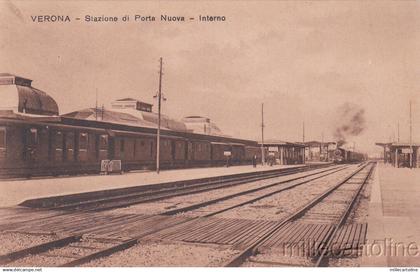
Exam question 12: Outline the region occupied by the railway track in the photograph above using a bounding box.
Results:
[0,164,342,232]
[21,164,333,212]
[222,162,376,267]
[0,165,339,236]
[0,163,371,267]
[160,165,350,217]
[2,164,347,234]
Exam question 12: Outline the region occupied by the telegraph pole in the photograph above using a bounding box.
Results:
[397,121,400,143]
[156,57,163,174]
[101,104,104,121]
[95,88,98,121]
[261,103,265,165]
[302,122,305,143]
[302,122,306,163]
[409,100,413,168]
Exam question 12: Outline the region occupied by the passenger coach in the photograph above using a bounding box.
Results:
[0,115,262,178]
[0,73,261,178]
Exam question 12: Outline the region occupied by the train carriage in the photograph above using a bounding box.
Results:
[210,142,230,163]
[0,118,109,177]
[245,146,261,162]
[189,140,212,164]
[231,143,245,163]
[0,73,323,179]
[0,73,264,178]
[328,147,366,164]
[0,115,263,178]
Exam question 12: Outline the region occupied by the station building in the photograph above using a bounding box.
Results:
[259,140,305,165]
[181,116,225,137]
[376,142,420,168]
[303,141,337,162]
[0,73,60,161]
[0,73,59,116]
[66,98,232,139]
[1,73,316,179]
[64,97,189,132]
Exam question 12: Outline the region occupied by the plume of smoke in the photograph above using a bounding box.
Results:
[333,103,366,147]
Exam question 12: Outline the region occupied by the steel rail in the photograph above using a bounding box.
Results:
[20,166,313,208]
[52,164,333,211]
[56,164,347,267]
[314,162,376,266]
[0,164,349,267]
[0,235,82,265]
[160,166,348,215]
[222,162,372,267]
[0,165,333,230]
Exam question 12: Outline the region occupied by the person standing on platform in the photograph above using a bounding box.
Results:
[252,155,257,168]
[268,154,274,166]
[226,155,230,168]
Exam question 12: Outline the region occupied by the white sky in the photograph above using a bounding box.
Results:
[1,1,419,155]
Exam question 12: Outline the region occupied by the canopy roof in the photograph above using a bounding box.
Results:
[62,107,189,132]
[0,73,59,116]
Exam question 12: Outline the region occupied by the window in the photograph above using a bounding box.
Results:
[79,133,88,150]
[120,139,125,152]
[55,131,63,148]
[66,132,74,149]
[28,128,38,145]
[150,141,153,157]
[100,135,108,148]
[0,128,5,148]
[140,140,145,146]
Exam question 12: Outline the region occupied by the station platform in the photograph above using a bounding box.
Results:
[0,164,305,208]
[362,162,420,266]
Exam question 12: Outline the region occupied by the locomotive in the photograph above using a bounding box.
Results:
[329,147,367,163]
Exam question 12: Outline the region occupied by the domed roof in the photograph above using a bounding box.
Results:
[16,85,59,115]
[181,115,225,136]
[62,107,189,132]
[0,74,59,116]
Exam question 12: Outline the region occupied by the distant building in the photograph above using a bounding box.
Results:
[181,116,225,136]
[303,141,337,162]
[376,142,419,168]
[0,73,59,116]
[63,97,189,132]
[62,107,157,128]
[259,140,306,165]
[63,98,231,136]
[111,98,152,112]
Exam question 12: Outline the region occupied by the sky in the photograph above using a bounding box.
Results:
[1,0,419,156]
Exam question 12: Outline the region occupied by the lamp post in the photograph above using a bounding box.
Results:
[409,100,413,168]
[261,103,265,165]
[154,57,166,174]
